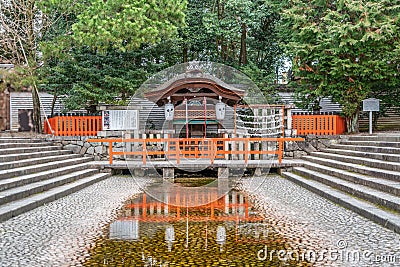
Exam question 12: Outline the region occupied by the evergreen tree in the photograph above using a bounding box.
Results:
[273,0,400,132]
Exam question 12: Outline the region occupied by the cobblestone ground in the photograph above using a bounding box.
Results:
[239,175,400,267]
[0,176,149,267]
[1,174,399,267]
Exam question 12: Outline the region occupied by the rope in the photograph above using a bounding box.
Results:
[236,124,283,131]
[236,131,283,137]
[236,113,281,120]
[36,87,54,136]
[237,118,283,125]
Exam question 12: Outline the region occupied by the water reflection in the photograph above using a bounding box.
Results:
[85,181,310,266]
[109,220,139,240]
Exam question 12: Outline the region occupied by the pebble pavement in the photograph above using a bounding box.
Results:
[1,174,399,267]
[239,175,400,267]
[0,176,148,267]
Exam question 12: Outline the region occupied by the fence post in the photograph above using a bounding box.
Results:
[109,141,113,164]
[176,140,180,164]
[80,116,84,136]
[143,140,147,165]
[210,139,215,164]
[332,114,337,135]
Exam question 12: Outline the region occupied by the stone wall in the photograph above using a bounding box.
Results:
[48,136,112,161]
[284,135,349,158]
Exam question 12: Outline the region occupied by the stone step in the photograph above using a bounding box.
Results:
[310,151,400,172]
[322,147,400,162]
[0,142,53,149]
[0,154,82,171]
[0,150,72,163]
[1,145,62,155]
[0,162,92,192]
[0,157,92,181]
[340,140,400,148]
[0,138,43,143]
[0,172,111,222]
[330,144,400,155]
[303,155,400,182]
[302,161,400,197]
[292,167,400,213]
[348,136,400,142]
[282,172,400,234]
[0,169,99,205]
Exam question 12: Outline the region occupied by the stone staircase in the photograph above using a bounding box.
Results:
[0,137,111,222]
[282,135,400,233]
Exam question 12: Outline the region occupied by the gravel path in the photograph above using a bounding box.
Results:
[239,175,400,267]
[0,176,148,267]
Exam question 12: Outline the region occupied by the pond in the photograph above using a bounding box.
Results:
[83,179,312,266]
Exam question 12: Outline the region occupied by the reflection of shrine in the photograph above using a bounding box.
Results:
[99,183,285,267]
[109,186,269,250]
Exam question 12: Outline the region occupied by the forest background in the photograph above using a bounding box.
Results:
[0,0,399,133]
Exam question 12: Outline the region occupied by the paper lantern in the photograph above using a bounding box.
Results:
[215,102,226,120]
[165,103,174,120]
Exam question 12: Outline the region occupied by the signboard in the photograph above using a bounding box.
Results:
[363,98,380,112]
[102,110,138,130]
[18,109,33,131]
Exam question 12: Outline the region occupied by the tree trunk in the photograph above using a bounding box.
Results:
[183,46,188,63]
[346,109,360,133]
[239,23,247,65]
[31,86,42,133]
[50,92,57,117]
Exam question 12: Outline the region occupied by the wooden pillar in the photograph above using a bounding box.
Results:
[232,133,237,160]
[239,194,244,216]
[164,192,169,215]
[157,202,162,214]
[231,191,237,215]
[224,133,229,160]
[142,194,147,218]
[238,134,243,160]
[225,194,230,214]
[149,203,154,215]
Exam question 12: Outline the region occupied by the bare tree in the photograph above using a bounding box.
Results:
[0,0,58,132]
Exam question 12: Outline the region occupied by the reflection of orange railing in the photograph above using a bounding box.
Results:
[292,114,346,135]
[88,137,304,165]
[44,116,102,136]
[121,190,255,222]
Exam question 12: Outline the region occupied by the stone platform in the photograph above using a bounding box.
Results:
[90,159,305,178]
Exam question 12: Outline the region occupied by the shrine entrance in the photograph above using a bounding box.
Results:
[144,70,244,141]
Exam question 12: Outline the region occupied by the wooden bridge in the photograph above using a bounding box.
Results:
[88,136,305,178]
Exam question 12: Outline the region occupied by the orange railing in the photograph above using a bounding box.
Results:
[44,115,102,136]
[292,114,346,135]
[88,137,304,165]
